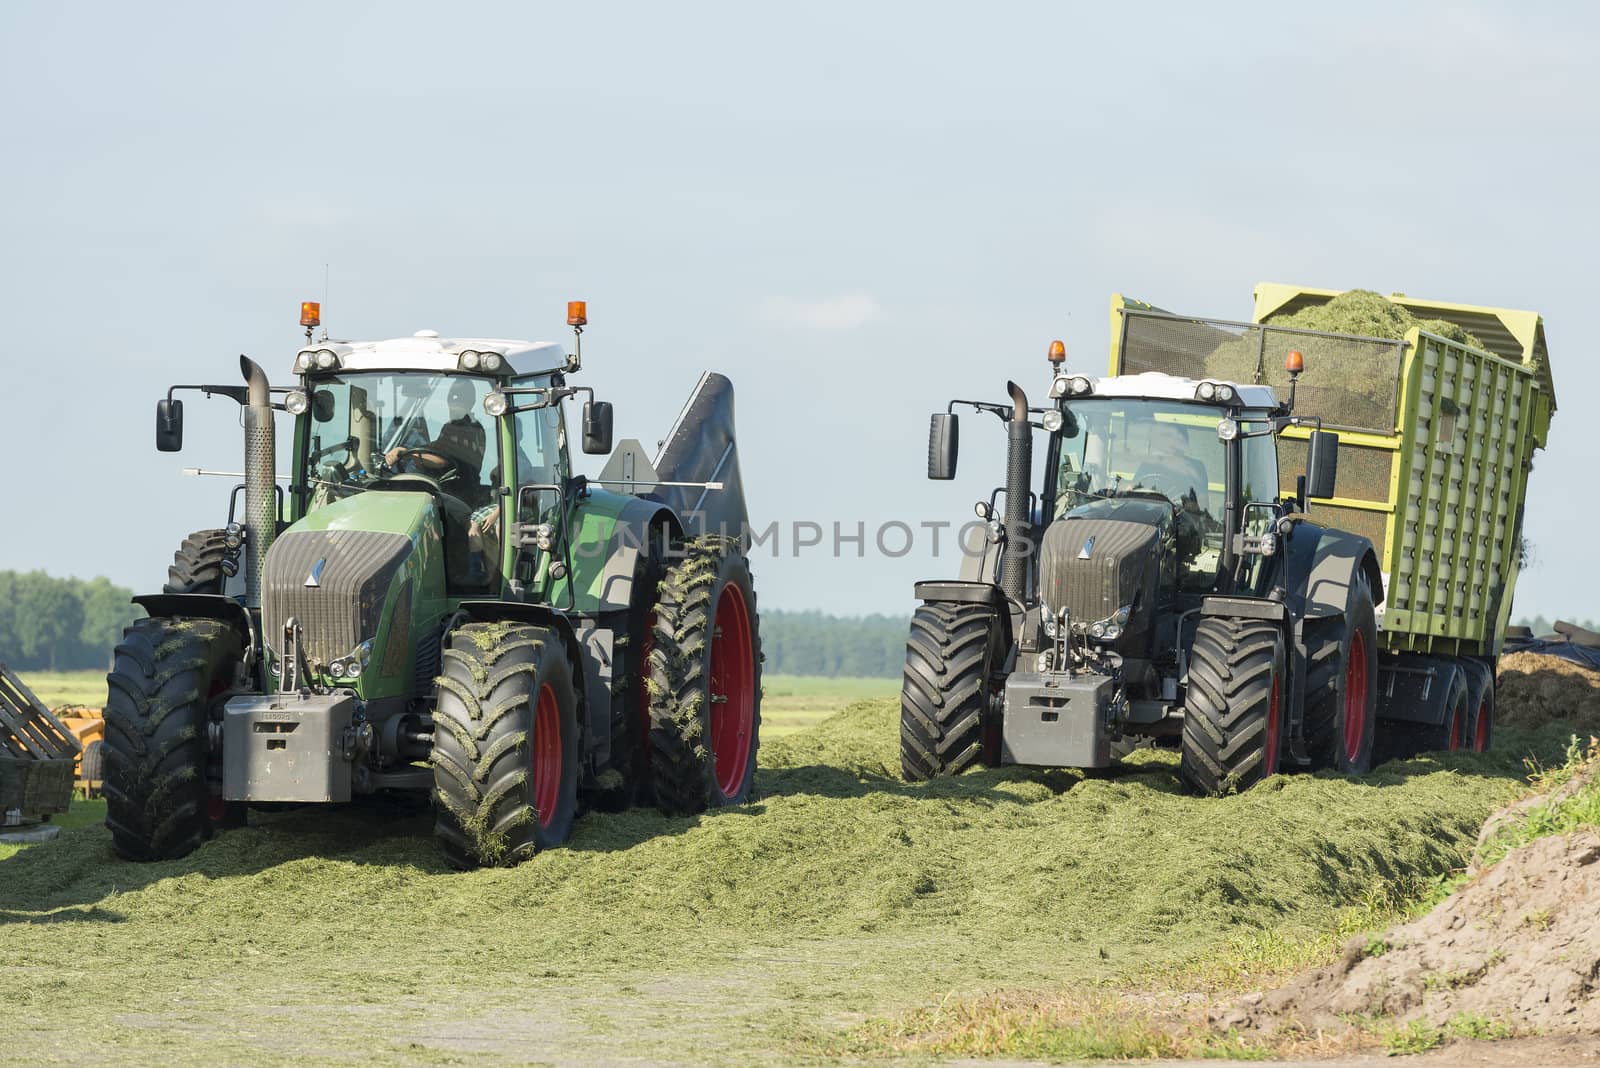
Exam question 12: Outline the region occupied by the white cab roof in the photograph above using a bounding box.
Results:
[1057,370,1278,410]
[294,330,565,376]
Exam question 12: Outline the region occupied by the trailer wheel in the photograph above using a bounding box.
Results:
[163,529,232,594]
[1459,659,1494,753]
[432,622,580,868]
[1180,618,1285,796]
[78,739,105,796]
[647,537,762,814]
[1314,577,1378,774]
[597,525,670,812]
[103,618,242,861]
[901,601,999,781]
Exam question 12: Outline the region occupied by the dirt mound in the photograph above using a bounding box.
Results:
[1221,828,1600,1037]
[1497,653,1600,729]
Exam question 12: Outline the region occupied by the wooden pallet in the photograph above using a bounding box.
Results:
[0,663,82,819]
[0,664,82,761]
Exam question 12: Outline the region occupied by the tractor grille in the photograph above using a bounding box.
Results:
[262,530,412,665]
[1039,512,1163,626]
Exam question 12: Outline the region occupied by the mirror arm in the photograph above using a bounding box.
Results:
[166,383,251,406]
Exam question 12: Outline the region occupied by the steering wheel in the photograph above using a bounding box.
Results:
[387,447,462,484]
[1133,463,1193,500]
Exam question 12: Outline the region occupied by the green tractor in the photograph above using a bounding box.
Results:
[107,302,762,867]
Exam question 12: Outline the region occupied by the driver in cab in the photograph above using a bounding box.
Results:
[1134,420,1209,502]
[384,379,488,507]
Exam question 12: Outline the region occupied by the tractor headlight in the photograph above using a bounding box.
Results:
[329,661,346,678]
[295,352,314,373]
[1102,625,1122,641]
[315,349,337,370]
[1049,376,1069,399]
[1035,651,1053,672]
[285,390,310,416]
[223,523,244,550]
[461,351,481,370]
[1041,409,1064,432]
[1115,604,1131,625]
[345,660,362,680]
[1197,381,1217,401]
[483,391,508,418]
[1068,376,1093,396]
[1217,417,1239,442]
[1043,615,1057,638]
[1089,621,1106,639]
[1215,384,1236,403]
[482,352,503,372]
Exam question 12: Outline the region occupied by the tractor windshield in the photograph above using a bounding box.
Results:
[301,372,498,512]
[1052,398,1228,517]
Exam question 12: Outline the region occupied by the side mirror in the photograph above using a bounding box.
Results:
[928,413,959,480]
[156,398,184,452]
[1306,429,1339,500]
[582,400,614,455]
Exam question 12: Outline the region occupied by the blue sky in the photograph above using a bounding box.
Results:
[1,1,1594,619]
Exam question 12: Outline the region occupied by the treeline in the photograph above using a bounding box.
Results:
[1515,616,1599,637]
[0,571,143,672]
[762,610,907,678]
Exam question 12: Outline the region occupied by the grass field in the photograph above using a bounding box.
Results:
[13,669,107,709]
[0,678,1572,1067]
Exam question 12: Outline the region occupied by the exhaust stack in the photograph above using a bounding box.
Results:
[1001,381,1033,606]
[241,355,276,608]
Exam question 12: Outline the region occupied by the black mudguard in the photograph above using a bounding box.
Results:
[455,600,610,768]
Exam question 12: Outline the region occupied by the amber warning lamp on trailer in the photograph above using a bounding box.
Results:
[1048,339,1066,365]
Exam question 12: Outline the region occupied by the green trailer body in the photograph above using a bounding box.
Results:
[1108,284,1554,659]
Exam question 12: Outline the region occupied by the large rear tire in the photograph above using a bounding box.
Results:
[164,529,233,595]
[1312,577,1378,774]
[103,617,242,860]
[647,537,762,815]
[432,622,581,868]
[900,601,999,781]
[1180,618,1285,796]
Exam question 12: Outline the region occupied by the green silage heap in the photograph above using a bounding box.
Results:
[1199,290,1483,434]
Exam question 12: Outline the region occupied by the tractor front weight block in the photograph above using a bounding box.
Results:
[223,693,356,803]
[1000,671,1114,768]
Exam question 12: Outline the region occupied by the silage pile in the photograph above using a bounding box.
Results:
[1497,652,1600,729]
[1200,289,1483,432]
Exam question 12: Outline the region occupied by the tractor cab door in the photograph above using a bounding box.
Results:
[502,377,571,595]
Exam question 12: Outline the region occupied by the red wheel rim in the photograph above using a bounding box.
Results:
[1265,669,1282,775]
[532,682,561,829]
[1344,630,1368,763]
[708,584,755,798]
[1473,699,1490,752]
[1448,701,1464,751]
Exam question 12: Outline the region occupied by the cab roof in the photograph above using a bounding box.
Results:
[293,330,565,376]
[1059,370,1278,409]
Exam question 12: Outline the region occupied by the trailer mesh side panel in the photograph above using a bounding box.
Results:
[1119,313,1406,434]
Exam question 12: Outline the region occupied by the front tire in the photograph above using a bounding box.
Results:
[1181,618,1285,796]
[647,537,762,814]
[103,617,242,860]
[900,601,999,781]
[432,622,580,868]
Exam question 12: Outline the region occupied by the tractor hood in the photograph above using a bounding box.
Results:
[261,490,444,681]
[1039,497,1172,646]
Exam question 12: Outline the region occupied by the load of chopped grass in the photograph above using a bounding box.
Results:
[0,698,1570,1067]
[1198,289,1483,433]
